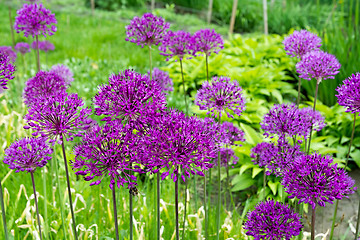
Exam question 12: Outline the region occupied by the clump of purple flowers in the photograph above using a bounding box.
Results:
[14,3,57,38]
[93,69,166,124]
[296,50,341,83]
[191,29,224,56]
[244,200,303,240]
[283,30,321,59]
[125,13,170,48]
[159,30,193,61]
[251,139,303,176]
[336,73,360,115]
[149,68,173,93]
[4,137,53,173]
[31,40,55,52]
[217,148,238,167]
[24,92,92,143]
[73,122,141,189]
[0,46,17,62]
[140,109,218,182]
[15,42,31,55]
[195,76,246,118]
[219,121,245,146]
[23,70,67,106]
[282,153,356,209]
[0,52,16,90]
[260,103,325,139]
[50,64,74,85]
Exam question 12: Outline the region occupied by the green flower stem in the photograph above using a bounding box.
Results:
[54,149,67,239]
[205,54,209,82]
[297,202,304,240]
[216,112,222,240]
[42,168,49,239]
[182,179,188,240]
[179,59,188,115]
[263,168,266,200]
[206,169,211,240]
[307,80,320,154]
[129,163,134,240]
[330,113,357,240]
[31,172,43,240]
[194,175,198,213]
[149,46,152,81]
[355,195,360,240]
[311,206,316,240]
[112,187,119,240]
[157,172,160,240]
[60,139,78,240]
[8,7,15,47]
[0,180,8,240]
[175,167,179,240]
[297,77,302,107]
[35,35,40,72]
[204,175,208,240]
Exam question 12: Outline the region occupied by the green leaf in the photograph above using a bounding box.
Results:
[239,163,254,175]
[267,180,278,195]
[252,167,263,178]
[231,174,256,192]
[240,123,263,145]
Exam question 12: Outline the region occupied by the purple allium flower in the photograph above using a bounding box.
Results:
[191,29,224,56]
[244,200,303,240]
[72,122,141,189]
[4,137,53,173]
[31,40,55,52]
[219,121,245,146]
[125,13,170,48]
[216,148,238,167]
[24,92,92,143]
[0,52,16,90]
[251,139,304,176]
[50,64,74,85]
[282,153,357,209]
[299,107,326,132]
[195,76,246,118]
[296,50,340,83]
[0,46,17,62]
[148,68,174,93]
[336,73,360,115]
[23,70,67,106]
[159,30,193,61]
[14,3,57,38]
[140,109,218,182]
[15,42,31,55]
[283,30,322,59]
[93,69,166,124]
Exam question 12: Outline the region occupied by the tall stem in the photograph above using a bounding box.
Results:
[263,168,266,200]
[179,59,188,115]
[193,175,198,213]
[0,180,8,240]
[175,167,179,240]
[330,113,357,240]
[204,175,208,240]
[307,81,320,154]
[149,46,152,81]
[205,54,210,82]
[129,164,133,240]
[8,7,15,47]
[311,206,316,240]
[35,35,41,72]
[182,179,188,240]
[60,139,78,240]
[42,168,49,239]
[157,172,160,240]
[297,203,304,240]
[355,196,360,240]
[297,78,302,106]
[216,112,222,240]
[112,187,119,240]
[54,149,67,239]
[31,172,43,240]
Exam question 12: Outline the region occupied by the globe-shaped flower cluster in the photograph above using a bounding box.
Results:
[191,29,224,56]
[0,52,16,90]
[336,73,360,115]
[15,42,31,55]
[283,30,321,59]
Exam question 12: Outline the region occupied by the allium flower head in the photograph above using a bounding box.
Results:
[140,109,218,182]
[336,73,360,115]
[23,70,67,106]
[15,42,31,55]
[191,29,224,56]
[4,137,53,173]
[251,139,304,176]
[72,122,141,189]
[14,3,57,38]
[195,76,246,118]
[283,30,321,59]
[0,52,16,90]
[24,92,92,143]
[244,200,303,240]
[260,103,325,139]
[282,153,356,209]
[159,30,193,61]
[216,148,238,167]
[148,68,173,93]
[31,40,55,52]
[125,13,170,48]
[50,64,74,85]
[219,121,245,146]
[0,46,17,62]
[93,69,166,124]
[296,50,340,82]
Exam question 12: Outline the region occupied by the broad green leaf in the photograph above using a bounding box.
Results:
[240,123,263,145]
[252,167,263,178]
[231,174,256,192]
[267,180,278,195]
